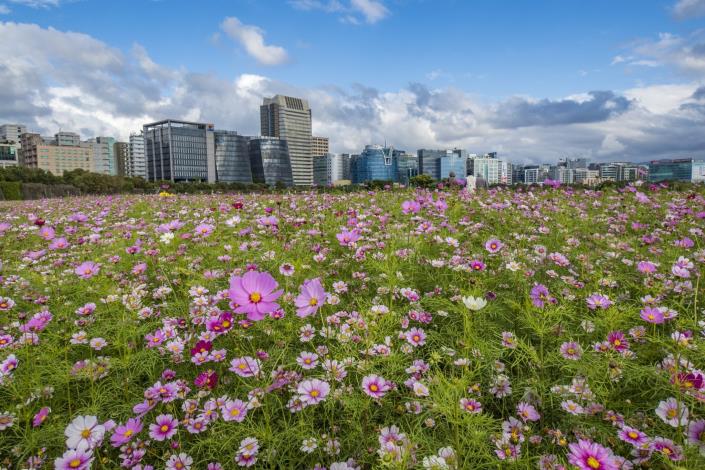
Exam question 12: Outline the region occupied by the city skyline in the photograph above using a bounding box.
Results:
[0,0,704,163]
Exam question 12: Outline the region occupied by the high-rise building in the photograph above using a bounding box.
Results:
[417,149,446,180]
[0,124,27,144]
[312,136,329,157]
[351,145,398,184]
[128,132,147,178]
[143,119,216,182]
[114,142,128,176]
[439,153,467,179]
[55,132,81,147]
[260,95,312,186]
[313,153,353,186]
[395,151,419,185]
[85,137,117,175]
[549,166,575,184]
[649,158,705,183]
[214,130,252,184]
[0,141,19,168]
[20,133,93,176]
[249,137,293,187]
[471,153,512,185]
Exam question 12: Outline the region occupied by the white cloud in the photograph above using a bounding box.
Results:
[350,0,388,23]
[289,0,388,24]
[8,0,61,7]
[672,0,705,19]
[0,5,10,14]
[0,21,703,165]
[622,31,705,75]
[220,17,288,66]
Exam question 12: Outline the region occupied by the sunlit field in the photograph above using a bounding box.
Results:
[1,183,704,470]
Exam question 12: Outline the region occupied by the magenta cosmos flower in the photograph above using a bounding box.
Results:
[74,261,99,279]
[336,229,360,246]
[222,399,248,422]
[110,418,142,447]
[485,238,504,253]
[229,271,283,321]
[401,200,421,214]
[567,439,619,470]
[460,398,482,414]
[405,327,426,347]
[586,293,612,310]
[294,278,327,318]
[297,378,330,405]
[54,449,93,470]
[149,414,179,441]
[194,223,214,237]
[32,406,50,428]
[362,374,392,399]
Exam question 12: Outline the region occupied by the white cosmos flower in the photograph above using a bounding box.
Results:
[462,296,487,311]
[65,415,105,450]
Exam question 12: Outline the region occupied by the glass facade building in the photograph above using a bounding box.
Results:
[249,137,293,187]
[439,154,466,179]
[351,145,397,184]
[214,130,252,184]
[649,159,705,183]
[143,120,216,183]
[0,142,18,168]
[417,149,446,180]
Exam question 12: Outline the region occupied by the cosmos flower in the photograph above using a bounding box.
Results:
[32,406,50,428]
[229,356,261,377]
[655,397,689,427]
[567,439,619,470]
[110,418,142,447]
[462,296,487,311]
[640,306,665,324]
[294,278,327,317]
[401,200,421,214]
[336,229,361,246]
[65,415,105,450]
[586,294,612,310]
[560,341,583,360]
[460,398,482,414]
[54,449,94,470]
[405,327,426,347]
[74,261,99,279]
[686,419,705,455]
[362,374,392,399]
[297,379,330,405]
[516,402,540,422]
[485,238,504,253]
[530,284,554,308]
[228,271,283,321]
[222,399,249,422]
[617,426,649,447]
[149,414,179,441]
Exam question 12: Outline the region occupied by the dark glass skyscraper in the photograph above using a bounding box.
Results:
[214,130,252,183]
[143,119,216,182]
[249,137,293,187]
[351,145,397,184]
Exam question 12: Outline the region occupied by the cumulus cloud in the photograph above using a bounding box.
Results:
[220,17,288,66]
[489,91,633,129]
[0,21,703,165]
[672,0,705,19]
[616,31,705,75]
[290,0,389,24]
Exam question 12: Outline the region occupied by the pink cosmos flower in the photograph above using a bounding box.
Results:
[401,200,421,214]
[567,439,619,470]
[229,356,261,377]
[686,419,705,454]
[637,261,657,274]
[336,229,361,246]
[460,398,482,414]
[516,402,540,422]
[655,397,688,427]
[294,278,326,318]
[297,379,330,405]
[560,341,583,360]
[296,351,319,370]
[617,426,648,447]
[586,293,612,310]
[32,406,50,428]
[229,271,283,321]
[222,399,248,422]
[485,238,504,253]
[75,261,99,279]
[640,306,665,324]
[110,418,142,447]
[405,327,426,347]
[194,223,214,237]
[54,449,93,470]
[149,414,178,441]
[362,374,392,399]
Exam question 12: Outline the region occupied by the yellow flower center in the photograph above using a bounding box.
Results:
[310,390,319,397]
[160,424,169,432]
[69,459,82,468]
[81,429,91,438]
[628,431,638,439]
[230,408,240,416]
[309,297,318,306]
[369,384,379,392]
[249,292,262,303]
[124,429,133,437]
[587,456,601,469]
[412,335,420,342]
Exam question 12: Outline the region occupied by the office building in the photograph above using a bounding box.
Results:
[85,137,117,175]
[396,151,419,185]
[114,142,128,176]
[214,130,252,184]
[417,149,446,180]
[649,158,705,183]
[128,132,147,179]
[549,166,575,184]
[261,95,312,186]
[55,132,81,147]
[439,152,467,179]
[20,133,93,176]
[249,137,293,187]
[351,145,399,184]
[0,141,19,168]
[471,153,512,185]
[143,119,216,183]
[313,155,329,186]
[0,124,27,144]
[312,136,329,157]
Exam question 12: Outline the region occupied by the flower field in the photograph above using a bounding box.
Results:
[1,184,704,469]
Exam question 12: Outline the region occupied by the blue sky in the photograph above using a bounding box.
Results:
[1,0,704,162]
